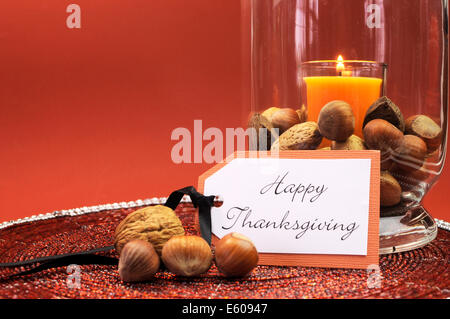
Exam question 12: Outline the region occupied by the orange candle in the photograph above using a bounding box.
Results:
[304,57,383,140]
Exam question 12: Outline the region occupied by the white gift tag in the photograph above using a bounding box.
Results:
[198,151,380,268]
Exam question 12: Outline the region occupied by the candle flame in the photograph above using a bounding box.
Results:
[336,55,345,72]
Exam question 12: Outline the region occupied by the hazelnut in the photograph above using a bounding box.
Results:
[161,235,212,277]
[390,164,430,192]
[118,240,160,282]
[261,107,280,120]
[114,205,185,256]
[363,96,405,132]
[248,112,279,151]
[318,100,355,142]
[271,108,301,134]
[331,135,367,150]
[363,119,404,154]
[380,152,395,171]
[405,115,442,153]
[380,171,402,207]
[271,121,323,151]
[392,135,427,172]
[215,233,258,277]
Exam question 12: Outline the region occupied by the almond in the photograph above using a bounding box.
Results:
[331,135,367,150]
[271,121,323,151]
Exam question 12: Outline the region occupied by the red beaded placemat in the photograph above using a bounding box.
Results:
[0,201,448,299]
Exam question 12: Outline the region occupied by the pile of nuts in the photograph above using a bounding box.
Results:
[248,97,442,212]
[114,205,259,282]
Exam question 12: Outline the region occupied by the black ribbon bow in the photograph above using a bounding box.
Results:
[0,186,215,278]
[164,186,216,245]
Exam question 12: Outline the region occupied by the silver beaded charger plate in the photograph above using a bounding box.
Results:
[0,198,448,299]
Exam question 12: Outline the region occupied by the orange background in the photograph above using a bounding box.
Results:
[0,0,448,223]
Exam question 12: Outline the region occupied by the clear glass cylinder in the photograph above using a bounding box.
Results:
[242,0,448,253]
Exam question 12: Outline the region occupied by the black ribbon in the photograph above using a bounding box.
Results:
[0,186,215,278]
[164,186,215,245]
[6,253,118,279]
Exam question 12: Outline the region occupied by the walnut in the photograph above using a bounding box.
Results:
[114,205,185,256]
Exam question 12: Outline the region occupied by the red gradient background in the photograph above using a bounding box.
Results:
[0,0,448,222]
